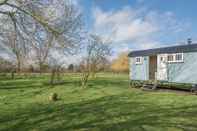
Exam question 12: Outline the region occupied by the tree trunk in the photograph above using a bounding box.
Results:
[16,54,21,74]
[91,71,96,79]
[11,71,15,79]
[50,69,56,85]
[17,59,21,73]
[81,72,89,88]
[57,68,61,82]
[39,62,43,75]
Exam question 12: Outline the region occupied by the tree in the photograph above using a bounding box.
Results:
[111,52,129,73]
[48,50,67,85]
[0,14,28,72]
[0,0,62,72]
[31,31,54,74]
[25,0,83,74]
[81,34,111,87]
[68,64,74,72]
[0,57,14,72]
[0,0,83,77]
[0,57,15,79]
[0,0,61,35]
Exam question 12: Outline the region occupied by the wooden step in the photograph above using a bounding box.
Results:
[143,84,154,89]
[142,83,158,90]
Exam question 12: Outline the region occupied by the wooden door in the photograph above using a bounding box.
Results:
[149,56,157,80]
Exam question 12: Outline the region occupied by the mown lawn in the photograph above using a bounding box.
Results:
[1,73,197,131]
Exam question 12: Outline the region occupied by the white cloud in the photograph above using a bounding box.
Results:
[48,49,82,68]
[133,38,162,50]
[92,6,156,43]
[71,0,78,5]
[92,6,189,53]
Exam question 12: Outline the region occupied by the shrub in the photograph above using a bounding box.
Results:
[49,93,58,101]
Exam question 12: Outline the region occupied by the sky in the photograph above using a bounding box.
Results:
[1,0,197,65]
[76,0,197,55]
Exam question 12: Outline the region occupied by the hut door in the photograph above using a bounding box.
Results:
[149,56,157,80]
[157,54,167,81]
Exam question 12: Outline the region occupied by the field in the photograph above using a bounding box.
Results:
[1,73,197,131]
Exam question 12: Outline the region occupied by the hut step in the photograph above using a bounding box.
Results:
[142,83,158,90]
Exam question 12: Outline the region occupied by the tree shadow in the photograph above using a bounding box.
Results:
[0,80,44,90]
[1,94,197,131]
[87,78,129,89]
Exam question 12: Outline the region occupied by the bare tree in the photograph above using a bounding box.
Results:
[67,64,74,72]
[0,0,57,73]
[48,49,68,85]
[81,34,111,87]
[30,31,54,74]
[0,0,61,35]
[27,0,83,75]
[0,15,27,73]
[0,0,83,76]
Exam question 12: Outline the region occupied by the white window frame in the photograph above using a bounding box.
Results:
[135,57,143,64]
[167,54,174,63]
[175,53,184,62]
[167,53,183,63]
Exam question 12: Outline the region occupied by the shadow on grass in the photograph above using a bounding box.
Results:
[0,74,128,90]
[0,79,127,91]
[0,80,44,90]
[1,94,197,131]
[87,78,129,89]
[0,77,81,90]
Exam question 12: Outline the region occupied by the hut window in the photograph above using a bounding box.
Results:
[167,53,183,63]
[175,53,183,62]
[167,55,174,62]
[135,57,142,64]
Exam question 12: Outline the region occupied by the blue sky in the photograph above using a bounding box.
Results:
[1,0,197,65]
[76,0,197,55]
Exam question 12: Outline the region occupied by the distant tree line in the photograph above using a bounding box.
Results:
[0,52,129,73]
[0,0,129,86]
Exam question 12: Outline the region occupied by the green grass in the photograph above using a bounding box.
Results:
[1,73,197,131]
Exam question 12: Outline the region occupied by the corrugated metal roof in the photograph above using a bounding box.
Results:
[128,43,197,57]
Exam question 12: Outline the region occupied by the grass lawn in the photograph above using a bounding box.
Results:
[1,73,197,131]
